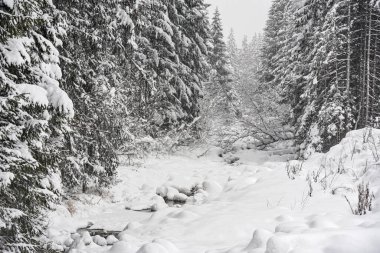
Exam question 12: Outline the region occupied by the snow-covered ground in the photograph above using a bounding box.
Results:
[47,129,380,253]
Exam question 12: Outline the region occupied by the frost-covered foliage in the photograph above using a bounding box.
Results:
[0,0,72,251]
[207,28,292,150]
[262,0,380,154]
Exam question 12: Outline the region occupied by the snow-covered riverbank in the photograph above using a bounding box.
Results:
[46,129,380,253]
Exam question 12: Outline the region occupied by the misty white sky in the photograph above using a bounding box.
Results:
[205,0,272,46]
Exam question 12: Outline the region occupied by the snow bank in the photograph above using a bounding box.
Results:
[305,128,380,211]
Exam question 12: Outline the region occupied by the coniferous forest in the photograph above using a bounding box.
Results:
[1,0,380,253]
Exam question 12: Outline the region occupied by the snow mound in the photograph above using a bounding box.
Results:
[152,239,179,253]
[305,128,380,212]
[108,241,138,253]
[202,181,223,197]
[307,216,338,229]
[136,243,169,253]
[264,236,290,253]
[246,229,273,250]
[274,221,308,233]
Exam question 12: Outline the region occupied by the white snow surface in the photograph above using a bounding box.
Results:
[48,129,380,253]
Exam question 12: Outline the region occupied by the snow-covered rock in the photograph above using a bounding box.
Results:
[107,235,119,245]
[156,185,189,203]
[166,186,180,201]
[93,235,107,246]
[151,196,169,211]
[80,231,92,245]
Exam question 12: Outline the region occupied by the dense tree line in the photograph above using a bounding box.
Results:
[262,0,380,155]
[0,0,218,251]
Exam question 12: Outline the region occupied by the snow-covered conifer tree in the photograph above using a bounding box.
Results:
[0,0,73,251]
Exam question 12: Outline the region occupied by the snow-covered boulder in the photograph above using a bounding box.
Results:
[156,185,189,203]
[166,186,180,200]
[93,235,107,246]
[80,231,93,245]
[107,235,119,245]
[156,186,169,197]
[151,196,168,211]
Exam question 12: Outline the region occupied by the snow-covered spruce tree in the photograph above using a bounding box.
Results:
[309,0,355,150]
[118,0,211,150]
[236,35,263,107]
[207,8,238,122]
[288,0,334,151]
[174,0,211,126]
[131,0,210,136]
[353,0,380,130]
[227,29,238,62]
[260,0,290,85]
[0,0,73,251]
[54,0,137,192]
[132,0,184,132]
